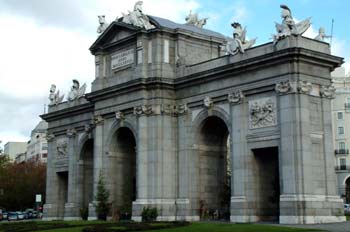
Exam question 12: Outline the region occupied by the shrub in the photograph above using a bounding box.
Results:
[141,206,158,222]
[80,206,89,220]
[95,172,110,220]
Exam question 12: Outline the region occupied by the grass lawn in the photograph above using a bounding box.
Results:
[144,223,325,232]
[0,221,326,232]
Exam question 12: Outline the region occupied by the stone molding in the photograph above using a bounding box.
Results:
[228,90,244,104]
[134,105,153,115]
[249,97,277,129]
[133,104,188,116]
[275,80,335,98]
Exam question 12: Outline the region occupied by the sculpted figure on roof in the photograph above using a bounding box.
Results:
[225,22,256,56]
[273,5,311,44]
[97,15,109,34]
[67,79,86,102]
[49,84,64,106]
[122,1,155,30]
[314,27,331,42]
[185,10,208,28]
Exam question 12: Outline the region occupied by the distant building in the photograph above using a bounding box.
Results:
[26,120,48,163]
[4,142,27,161]
[332,67,350,203]
[15,152,26,163]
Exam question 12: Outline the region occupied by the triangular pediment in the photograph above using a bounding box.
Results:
[90,22,140,54]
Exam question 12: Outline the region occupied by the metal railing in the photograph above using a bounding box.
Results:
[335,149,350,155]
[335,165,350,171]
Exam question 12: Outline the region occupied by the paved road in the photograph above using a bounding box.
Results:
[278,222,350,232]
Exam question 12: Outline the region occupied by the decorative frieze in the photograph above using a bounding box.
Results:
[134,104,188,116]
[275,81,294,94]
[320,85,336,99]
[175,104,188,115]
[161,104,188,115]
[203,96,213,108]
[134,105,153,115]
[56,138,68,158]
[297,81,312,94]
[228,90,244,104]
[249,97,277,129]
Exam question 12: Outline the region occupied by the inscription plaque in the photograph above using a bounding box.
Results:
[111,48,134,70]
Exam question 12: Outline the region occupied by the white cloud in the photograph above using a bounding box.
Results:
[0,0,201,144]
[231,1,249,23]
[0,14,95,98]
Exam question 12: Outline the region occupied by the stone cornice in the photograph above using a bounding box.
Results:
[86,77,175,102]
[40,102,94,122]
[175,47,342,90]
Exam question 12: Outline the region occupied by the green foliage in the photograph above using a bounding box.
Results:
[141,206,158,222]
[80,206,89,220]
[0,221,323,232]
[0,160,46,211]
[94,172,110,220]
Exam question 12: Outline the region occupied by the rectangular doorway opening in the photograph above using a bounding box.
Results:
[57,171,68,218]
[253,147,280,222]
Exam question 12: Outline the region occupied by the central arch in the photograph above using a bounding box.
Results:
[196,115,231,220]
[109,127,137,218]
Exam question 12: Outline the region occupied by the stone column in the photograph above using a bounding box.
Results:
[88,115,104,220]
[277,81,345,224]
[43,134,60,220]
[132,104,178,222]
[228,91,250,223]
[176,104,196,221]
[64,128,80,220]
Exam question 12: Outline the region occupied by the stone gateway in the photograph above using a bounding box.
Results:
[41,4,345,224]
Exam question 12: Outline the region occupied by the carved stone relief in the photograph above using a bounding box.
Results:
[67,128,77,137]
[228,90,244,104]
[249,97,277,129]
[93,115,104,125]
[204,96,213,108]
[115,111,125,121]
[275,81,293,94]
[134,104,188,116]
[56,138,68,158]
[297,81,312,94]
[320,85,336,98]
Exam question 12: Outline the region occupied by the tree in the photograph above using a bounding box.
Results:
[0,160,46,211]
[95,171,110,220]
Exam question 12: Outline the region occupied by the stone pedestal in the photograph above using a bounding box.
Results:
[42,203,60,221]
[63,203,81,220]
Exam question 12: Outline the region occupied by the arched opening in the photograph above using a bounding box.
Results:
[109,127,136,219]
[197,116,230,220]
[79,139,94,209]
[346,177,350,203]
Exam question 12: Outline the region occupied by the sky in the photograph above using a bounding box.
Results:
[0,0,349,148]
